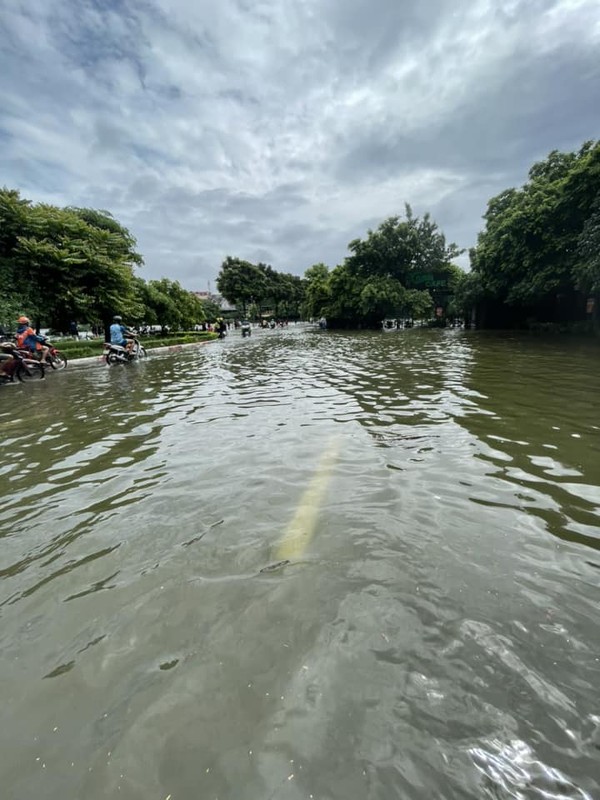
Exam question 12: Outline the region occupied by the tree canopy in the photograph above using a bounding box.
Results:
[0,188,208,332]
[459,140,600,327]
[216,256,304,319]
[4,141,599,337]
[302,206,460,326]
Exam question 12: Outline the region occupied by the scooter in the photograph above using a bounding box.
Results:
[35,335,68,370]
[0,343,45,382]
[104,337,146,364]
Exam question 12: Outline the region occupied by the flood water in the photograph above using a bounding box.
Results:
[1,327,599,800]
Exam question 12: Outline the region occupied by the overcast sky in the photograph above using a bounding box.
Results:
[1,0,599,289]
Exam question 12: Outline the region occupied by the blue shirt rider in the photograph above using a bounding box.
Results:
[109,316,134,352]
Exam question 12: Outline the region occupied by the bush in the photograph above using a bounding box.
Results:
[56,332,217,359]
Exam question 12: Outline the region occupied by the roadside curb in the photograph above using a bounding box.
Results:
[66,338,215,368]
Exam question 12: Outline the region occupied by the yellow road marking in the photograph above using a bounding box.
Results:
[275,436,340,561]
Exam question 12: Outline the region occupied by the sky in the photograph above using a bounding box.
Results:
[1,0,599,290]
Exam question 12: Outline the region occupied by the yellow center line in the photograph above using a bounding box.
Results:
[275,435,341,561]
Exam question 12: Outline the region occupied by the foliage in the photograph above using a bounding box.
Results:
[0,187,143,330]
[216,257,266,316]
[467,140,600,326]
[135,278,206,330]
[0,187,206,335]
[200,298,222,321]
[447,271,485,318]
[346,204,461,284]
[574,198,600,294]
[302,206,459,326]
[54,332,216,359]
[216,256,305,319]
[302,263,331,319]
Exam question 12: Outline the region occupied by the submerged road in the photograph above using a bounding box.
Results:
[1,326,599,799]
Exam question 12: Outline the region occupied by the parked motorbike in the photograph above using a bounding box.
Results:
[0,343,45,383]
[104,337,147,365]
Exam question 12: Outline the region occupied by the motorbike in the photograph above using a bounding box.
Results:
[104,336,147,365]
[0,343,45,383]
[37,336,67,370]
[241,322,251,338]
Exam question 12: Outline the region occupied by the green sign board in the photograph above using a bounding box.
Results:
[406,273,449,290]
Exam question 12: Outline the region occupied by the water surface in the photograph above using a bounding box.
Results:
[1,327,599,799]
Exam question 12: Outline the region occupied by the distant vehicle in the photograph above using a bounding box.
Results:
[139,325,170,335]
[382,318,401,332]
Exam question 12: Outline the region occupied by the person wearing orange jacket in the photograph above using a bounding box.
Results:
[15,316,50,363]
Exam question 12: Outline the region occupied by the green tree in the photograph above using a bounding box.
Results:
[216,256,266,316]
[141,279,206,330]
[447,270,484,319]
[0,189,144,331]
[574,198,600,294]
[306,207,458,327]
[302,263,331,319]
[346,204,461,285]
[470,140,600,327]
[403,288,434,320]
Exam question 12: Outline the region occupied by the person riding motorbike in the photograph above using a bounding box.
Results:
[217,318,227,339]
[109,315,135,354]
[15,316,50,363]
[0,342,16,379]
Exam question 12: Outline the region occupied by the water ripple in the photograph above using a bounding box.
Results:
[0,327,598,800]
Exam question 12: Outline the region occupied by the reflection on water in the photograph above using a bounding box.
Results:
[0,327,598,800]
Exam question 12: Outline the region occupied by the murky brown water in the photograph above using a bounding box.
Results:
[1,327,599,800]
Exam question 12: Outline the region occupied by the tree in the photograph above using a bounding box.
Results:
[447,270,485,319]
[574,198,600,294]
[140,279,206,330]
[302,263,331,319]
[346,204,461,285]
[403,288,434,320]
[303,208,459,327]
[216,256,266,316]
[470,140,600,327]
[0,189,144,331]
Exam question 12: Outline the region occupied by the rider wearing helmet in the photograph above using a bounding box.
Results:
[15,316,50,363]
[109,315,134,353]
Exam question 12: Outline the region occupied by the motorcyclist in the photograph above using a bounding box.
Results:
[109,315,135,353]
[0,342,16,379]
[15,316,50,363]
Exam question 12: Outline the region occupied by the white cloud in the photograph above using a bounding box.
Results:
[0,0,598,287]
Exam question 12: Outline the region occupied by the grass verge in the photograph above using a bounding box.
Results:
[54,332,218,360]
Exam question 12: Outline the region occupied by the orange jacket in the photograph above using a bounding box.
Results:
[16,326,42,351]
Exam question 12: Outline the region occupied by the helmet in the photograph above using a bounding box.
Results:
[113,315,122,322]
[18,316,29,324]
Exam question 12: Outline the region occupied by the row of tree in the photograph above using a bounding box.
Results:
[454,140,600,328]
[0,188,216,332]
[216,206,462,327]
[216,257,305,320]
[3,139,598,334]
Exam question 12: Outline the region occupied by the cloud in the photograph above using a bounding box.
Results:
[0,0,598,287]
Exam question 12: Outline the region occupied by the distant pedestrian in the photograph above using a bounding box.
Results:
[69,320,79,339]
